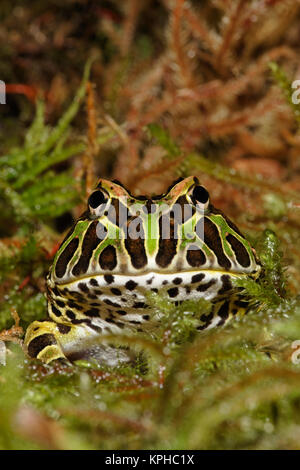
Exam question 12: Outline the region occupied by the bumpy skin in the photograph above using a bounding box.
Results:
[24,176,261,364]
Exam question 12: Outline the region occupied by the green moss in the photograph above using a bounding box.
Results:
[234,229,288,314]
[147,123,182,158]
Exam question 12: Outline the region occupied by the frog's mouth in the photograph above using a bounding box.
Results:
[55,268,259,292]
[55,264,261,287]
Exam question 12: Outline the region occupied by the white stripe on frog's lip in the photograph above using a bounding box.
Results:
[53,268,255,287]
[54,269,248,290]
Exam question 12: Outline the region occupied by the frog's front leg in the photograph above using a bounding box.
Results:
[24,318,135,366]
[24,320,99,364]
[24,320,70,363]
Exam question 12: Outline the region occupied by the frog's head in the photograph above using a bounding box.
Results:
[51,176,261,285]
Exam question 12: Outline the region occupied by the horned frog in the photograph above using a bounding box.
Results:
[24,176,261,364]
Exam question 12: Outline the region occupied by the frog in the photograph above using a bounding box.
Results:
[24,176,261,365]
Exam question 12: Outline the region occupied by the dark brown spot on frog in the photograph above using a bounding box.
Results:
[186,246,206,267]
[196,279,216,291]
[156,217,177,268]
[196,217,231,270]
[125,280,138,290]
[168,287,179,298]
[72,221,105,277]
[99,245,117,271]
[218,274,232,295]
[191,273,205,284]
[226,233,251,268]
[104,274,114,284]
[125,217,148,269]
[55,238,79,278]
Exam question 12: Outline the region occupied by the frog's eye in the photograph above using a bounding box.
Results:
[88,189,109,215]
[189,185,210,211]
